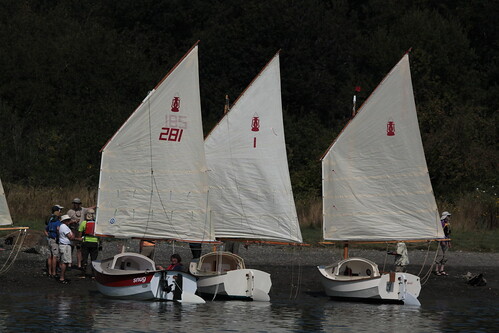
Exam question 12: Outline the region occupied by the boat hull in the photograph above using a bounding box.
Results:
[196,269,271,301]
[190,251,271,301]
[92,253,205,304]
[317,258,421,305]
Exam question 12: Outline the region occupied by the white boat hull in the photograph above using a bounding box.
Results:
[92,253,205,304]
[317,257,421,305]
[190,251,271,301]
[196,269,271,301]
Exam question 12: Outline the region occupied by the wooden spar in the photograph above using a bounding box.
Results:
[352,94,357,117]
[217,238,309,247]
[94,234,221,244]
[320,238,450,245]
[223,95,230,114]
[0,227,29,230]
[343,242,349,259]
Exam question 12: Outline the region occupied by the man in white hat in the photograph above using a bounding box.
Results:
[58,214,75,284]
[435,211,452,276]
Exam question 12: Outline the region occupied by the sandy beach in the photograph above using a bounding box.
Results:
[1,233,497,304]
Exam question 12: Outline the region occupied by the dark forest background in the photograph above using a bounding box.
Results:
[0,0,497,218]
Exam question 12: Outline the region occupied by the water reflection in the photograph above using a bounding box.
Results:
[0,290,497,332]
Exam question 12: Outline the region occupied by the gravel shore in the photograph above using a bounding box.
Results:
[1,235,497,303]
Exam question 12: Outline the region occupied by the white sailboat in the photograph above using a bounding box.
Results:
[0,178,12,227]
[190,52,303,301]
[317,53,444,306]
[92,42,213,304]
[0,178,29,275]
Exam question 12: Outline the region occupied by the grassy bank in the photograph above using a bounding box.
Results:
[2,184,497,252]
[296,193,498,252]
[300,226,499,252]
[3,183,97,225]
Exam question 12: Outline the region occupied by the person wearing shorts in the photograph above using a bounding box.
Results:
[58,215,75,284]
[45,205,63,278]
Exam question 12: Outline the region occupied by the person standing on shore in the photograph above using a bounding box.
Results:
[46,204,63,225]
[189,242,202,259]
[78,209,99,277]
[67,198,92,270]
[45,205,63,275]
[388,242,409,272]
[58,214,75,284]
[44,206,63,278]
[436,211,452,276]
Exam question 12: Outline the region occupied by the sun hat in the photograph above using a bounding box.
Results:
[86,209,95,219]
[440,211,451,220]
[60,214,71,222]
[72,198,82,204]
[51,205,64,213]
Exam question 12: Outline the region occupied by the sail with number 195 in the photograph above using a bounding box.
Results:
[92,42,211,303]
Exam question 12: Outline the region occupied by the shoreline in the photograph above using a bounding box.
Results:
[1,238,498,303]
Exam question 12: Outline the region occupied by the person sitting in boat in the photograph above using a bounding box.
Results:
[157,254,183,271]
[343,266,352,276]
[388,242,409,272]
[435,211,452,276]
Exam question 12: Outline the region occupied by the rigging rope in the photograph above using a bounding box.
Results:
[211,250,223,301]
[0,229,27,275]
[143,92,183,241]
[293,251,303,300]
[144,94,155,239]
[287,246,303,300]
[417,241,432,276]
[420,243,440,286]
[289,246,296,299]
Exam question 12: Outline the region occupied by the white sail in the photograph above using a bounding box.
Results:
[322,54,444,241]
[205,53,302,243]
[0,178,13,226]
[95,44,214,242]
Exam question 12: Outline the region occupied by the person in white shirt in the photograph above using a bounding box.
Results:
[58,215,76,284]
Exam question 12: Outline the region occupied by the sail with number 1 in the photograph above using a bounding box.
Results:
[189,52,302,301]
[92,42,213,303]
[317,52,444,305]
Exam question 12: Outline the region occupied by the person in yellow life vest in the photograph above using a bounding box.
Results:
[140,239,156,259]
[78,209,99,277]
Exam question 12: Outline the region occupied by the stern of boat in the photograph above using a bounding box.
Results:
[378,272,421,305]
[92,253,205,303]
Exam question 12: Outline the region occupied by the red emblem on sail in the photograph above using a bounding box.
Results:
[171,97,180,112]
[251,116,260,148]
[386,120,395,136]
[251,116,260,132]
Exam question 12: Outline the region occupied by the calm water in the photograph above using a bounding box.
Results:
[0,289,497,332]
